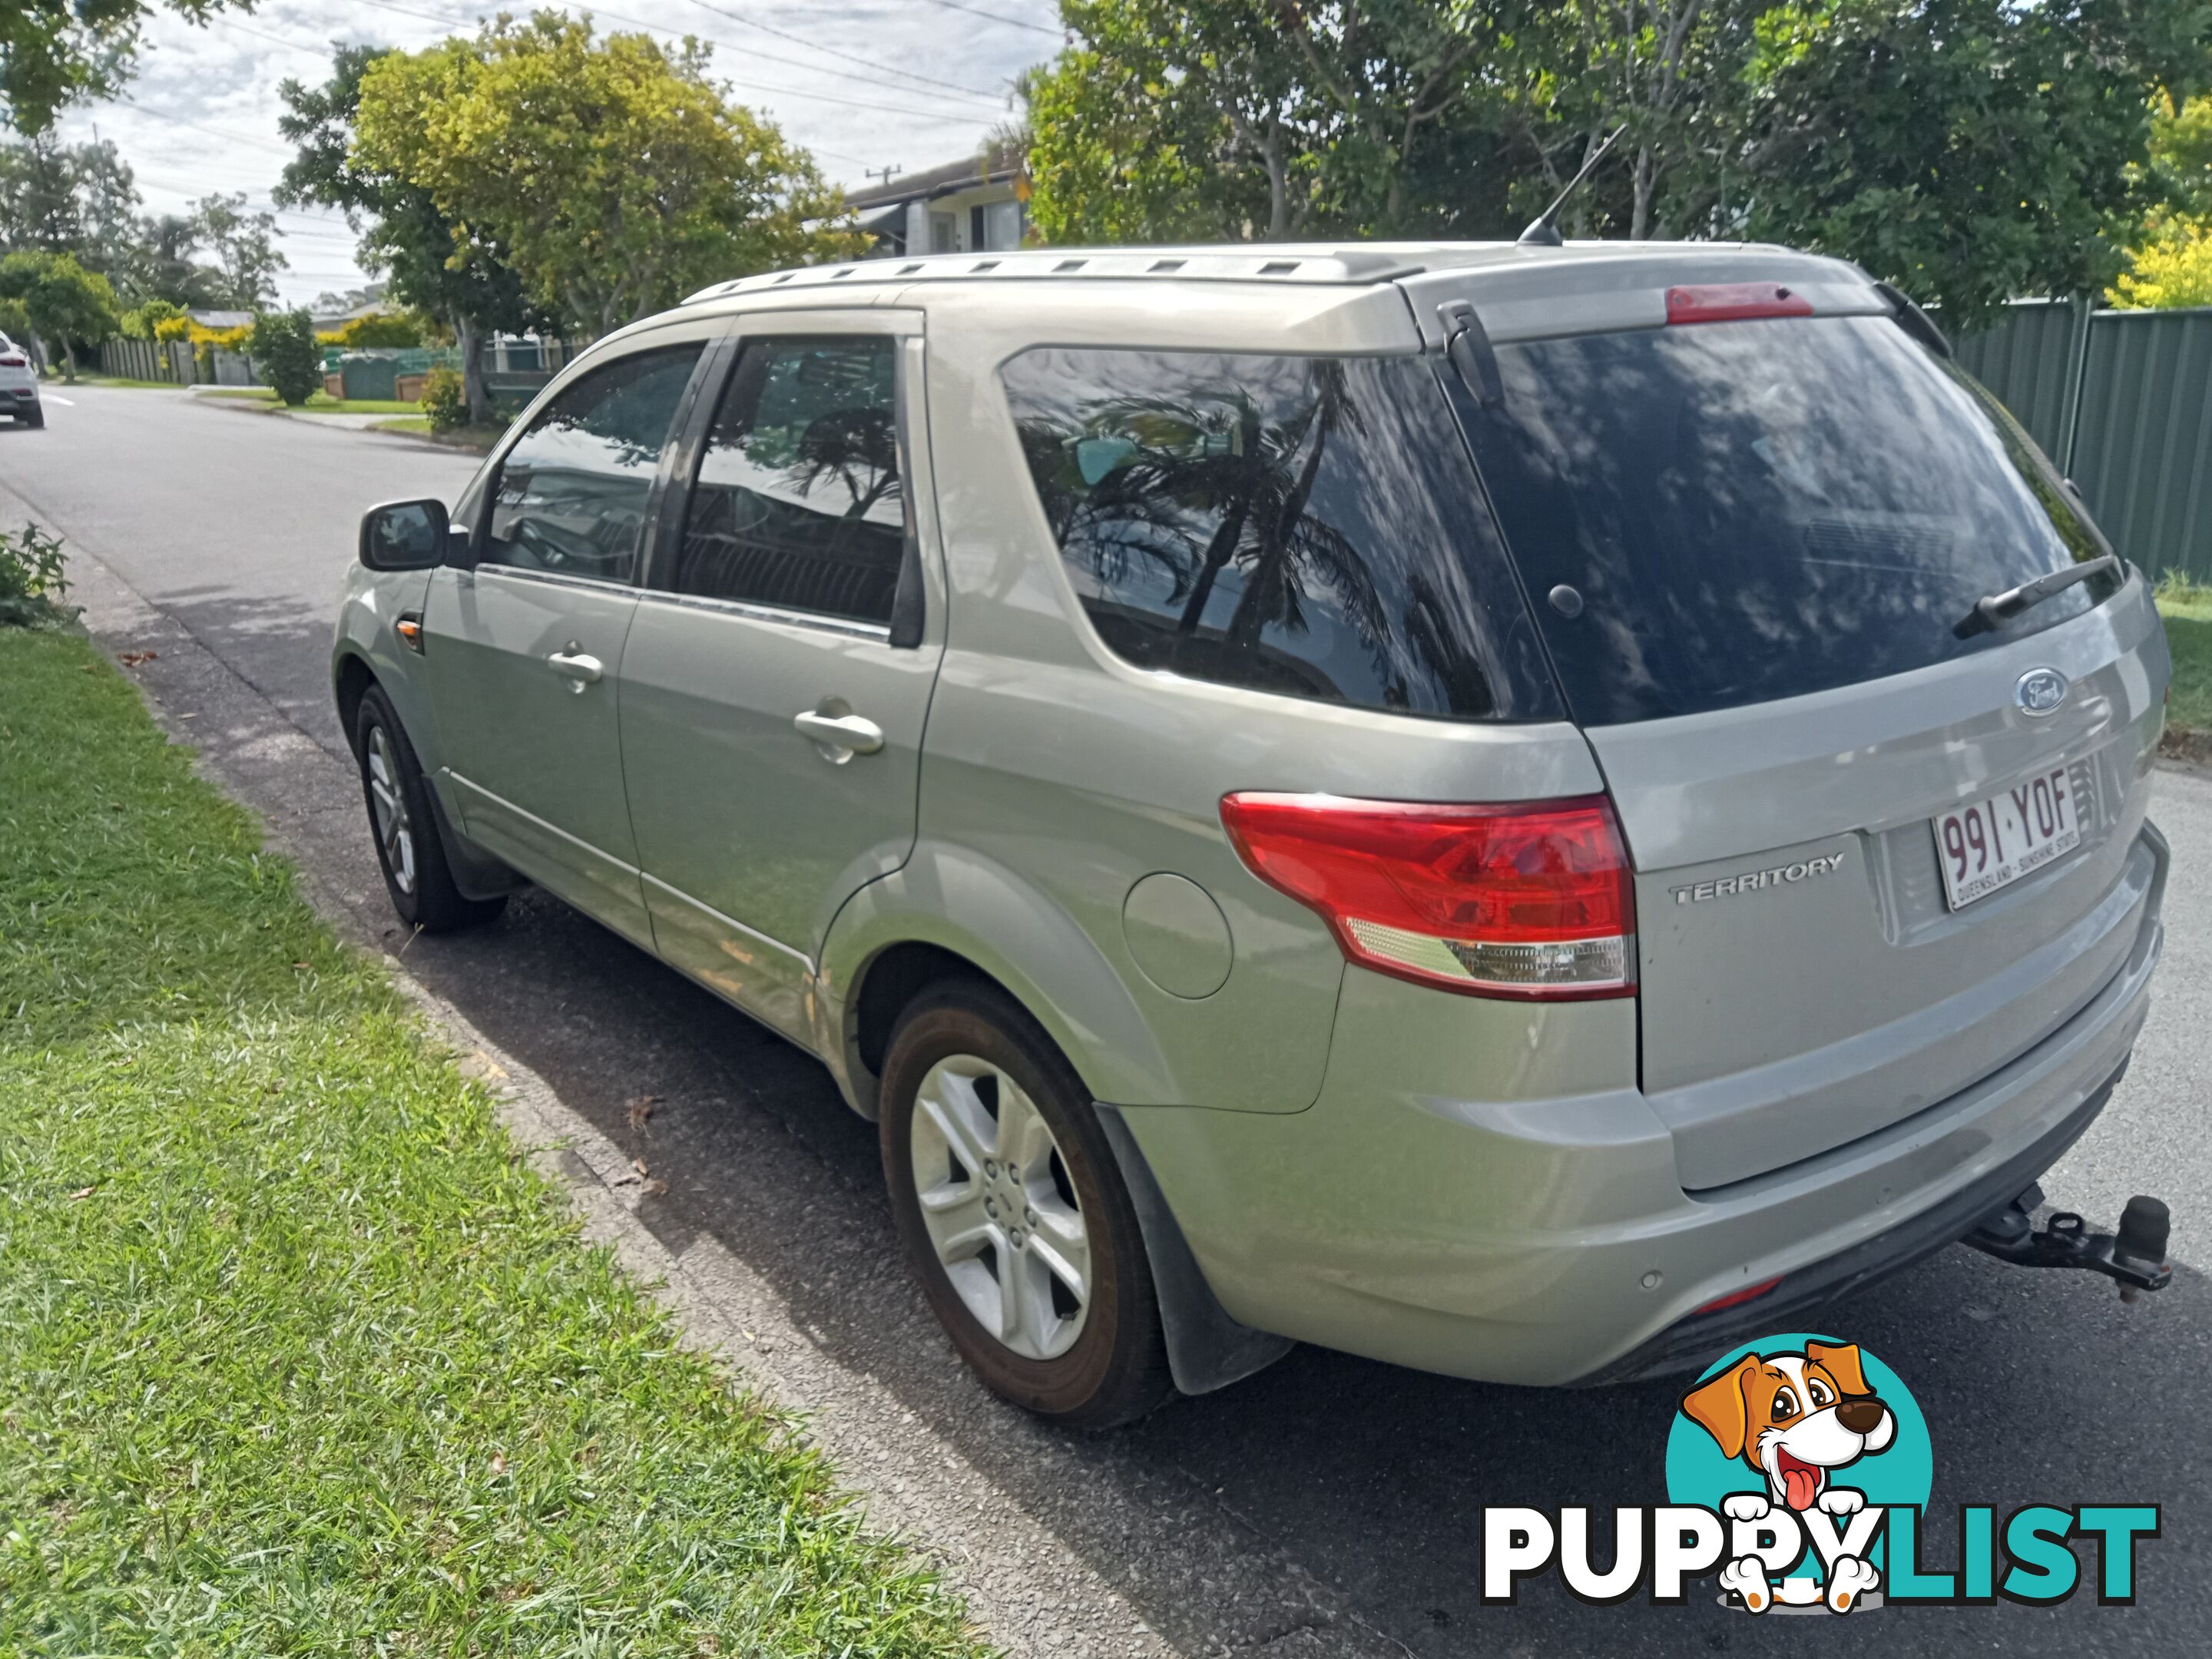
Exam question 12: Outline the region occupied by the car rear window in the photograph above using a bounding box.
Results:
[1452,314,2121,727]
[1000,348,1560,720]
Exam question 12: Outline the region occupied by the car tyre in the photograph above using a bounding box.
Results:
[880,982,1174,1429]
[19,406,42,429]
[353,683,505,933]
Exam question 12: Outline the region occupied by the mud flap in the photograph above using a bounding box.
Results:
[1093,1103,1293,1396]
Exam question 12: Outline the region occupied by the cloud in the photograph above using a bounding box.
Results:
[55,0,1055,303]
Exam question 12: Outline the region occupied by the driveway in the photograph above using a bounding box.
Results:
[5,386,2205,1656]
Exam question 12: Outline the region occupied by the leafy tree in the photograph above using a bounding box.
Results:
[1025,2,1535,243]
[2112,92,2212,309]
[0,249,118,378]
[250,307,322,406]
[1698,0,2210,330]
[1025,0,2207,327]
[1025,3,1313,242]
[278,42,544,425]
[354,14,863,336]
[191,191,286,309]
[1,2,250,133]
[0,131,146,294]
[2112,219,2212,306]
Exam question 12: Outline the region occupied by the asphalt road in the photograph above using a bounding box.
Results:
[5,387,2207,1656]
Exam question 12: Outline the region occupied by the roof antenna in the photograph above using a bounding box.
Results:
[1518,124,1629,248]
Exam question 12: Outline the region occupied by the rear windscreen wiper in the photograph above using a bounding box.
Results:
[1954,553,2121,638]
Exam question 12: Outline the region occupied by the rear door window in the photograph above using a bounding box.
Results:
[1452,315,2123,727]
[662,336,906,625]
[1000,348,1558,720]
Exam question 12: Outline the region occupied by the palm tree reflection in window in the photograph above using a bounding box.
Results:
[1010,350,1505,715]
[674,340,906,624]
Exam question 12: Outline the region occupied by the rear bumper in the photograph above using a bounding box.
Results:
[1121,823,2166,1387]
[1575,1052,2127,1382]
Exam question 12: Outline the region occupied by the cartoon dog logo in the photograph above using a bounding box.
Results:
[1679,1339,1896,1613]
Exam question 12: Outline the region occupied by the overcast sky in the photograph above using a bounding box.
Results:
[53,1,1061,304]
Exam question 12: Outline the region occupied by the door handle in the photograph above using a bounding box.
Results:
[548,647,603,690]
[794,708,885,759]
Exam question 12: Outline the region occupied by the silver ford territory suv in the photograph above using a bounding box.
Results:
[334,243,2168,1426]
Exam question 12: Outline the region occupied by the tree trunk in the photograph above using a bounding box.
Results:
[1263,126,1291,240]
[61,339,76,382]
[1631,146,1657,240]
[456,315,489,426]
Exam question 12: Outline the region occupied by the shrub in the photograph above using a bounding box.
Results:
[120,300,188,341]
[0,522,78,628]
[333,310,427,349]
[419,363,466,432]
[249,309,323,406]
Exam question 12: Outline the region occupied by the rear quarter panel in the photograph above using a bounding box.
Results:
[863,283,1609,1113]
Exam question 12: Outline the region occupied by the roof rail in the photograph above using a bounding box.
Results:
[684,246,1426,306]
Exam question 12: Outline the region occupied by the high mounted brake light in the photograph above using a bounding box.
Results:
[1665,283,1814,325]
[1218,793,1637,1000]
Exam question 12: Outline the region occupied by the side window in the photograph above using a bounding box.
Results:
[998,347,1559,720]
[663,336,905,624]
[482,343,704,584]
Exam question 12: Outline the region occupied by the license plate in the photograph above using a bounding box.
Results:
[1932,767,2081,909]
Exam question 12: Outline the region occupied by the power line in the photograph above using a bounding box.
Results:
[208,16,349,59]
[343,0,996,125]
[116,97,295,157]
[914,0,1062,35]
[679,1,1009,104]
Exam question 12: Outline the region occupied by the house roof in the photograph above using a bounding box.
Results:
[844,144,1023,210]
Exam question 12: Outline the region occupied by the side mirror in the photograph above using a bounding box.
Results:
[359,498,451,571]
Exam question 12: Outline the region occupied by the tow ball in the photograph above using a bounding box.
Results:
[1964,1184,2173,1303]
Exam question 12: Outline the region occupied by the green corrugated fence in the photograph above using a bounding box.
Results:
[1955,299,2212,583]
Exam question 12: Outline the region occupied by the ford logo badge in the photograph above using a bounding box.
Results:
[2016,667,2069,716]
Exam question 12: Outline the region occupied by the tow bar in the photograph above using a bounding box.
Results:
[1965,1184,2173,1303]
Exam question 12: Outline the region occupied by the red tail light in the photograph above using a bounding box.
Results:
[0,353,27,366]
[1218,793,1636,1000]
[1666,283,1813,325]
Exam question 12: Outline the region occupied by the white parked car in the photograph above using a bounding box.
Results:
[0,334,42,427]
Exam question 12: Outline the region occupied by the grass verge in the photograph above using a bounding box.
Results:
[372,416,505,452]
[2155,579,2212,744]
[200,388,422,416]
[0,628,985,1657]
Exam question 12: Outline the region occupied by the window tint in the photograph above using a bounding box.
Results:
[483,344,704,583]
[1455,315,2125,726]
[662,336,905,624]
[1000,348,1558,720]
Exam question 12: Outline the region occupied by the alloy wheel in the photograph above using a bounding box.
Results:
[365,724,418,896]
[907,1053,1091,1360]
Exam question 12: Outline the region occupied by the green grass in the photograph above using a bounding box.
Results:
[70,376,182,391]
[200,387,422,415]
[0,630,987,1657]
[2155,577,2212,735]
[373,416,505,453]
